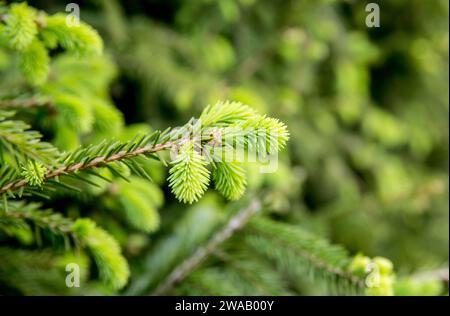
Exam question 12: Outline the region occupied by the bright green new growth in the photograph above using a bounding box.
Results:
[213,161,247,201]
[255,116,290,153]
[0,110,59,166]
[200,100,257,126]
[19,39,49,85]
[72,219,130,290]
[0,3,102,85]
[20,161,46,187]
[2,3,37,51]
[40,14,103,56]
[168,141,211,204]
[166,101,289,203]
[349,254,395,296]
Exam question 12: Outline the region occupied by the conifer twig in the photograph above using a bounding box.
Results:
[246,219,367,289]
[151,199,262,295]
[3,207,73,234]
[0,140,175,195]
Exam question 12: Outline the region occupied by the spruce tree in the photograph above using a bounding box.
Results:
[0,1,447,296]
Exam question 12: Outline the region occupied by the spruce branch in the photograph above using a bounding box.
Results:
[212,161,247,201]
[0,3,38,51]
[0,201,73,235]
[1,3,103,85]
[245,218,367,292]
[0,113,60,166]
[151,199,261,295]
[0,137,174,195]
[0,100,290,205]
[72,218,130,290]
[0,200,130,290]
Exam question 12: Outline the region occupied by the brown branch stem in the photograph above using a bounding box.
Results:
[151,199,262,295]
[0,140,175,195]
[247,226,366,289]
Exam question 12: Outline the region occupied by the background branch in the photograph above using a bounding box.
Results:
[151,198,262,295]
[0,97,55,113]
[0,140,174,195]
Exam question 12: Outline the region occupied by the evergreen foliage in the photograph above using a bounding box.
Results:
[0,0,447,297]
[168,141,211,204]
[72,219,129,290]
[2,3,38,51]
[213,161,247,201]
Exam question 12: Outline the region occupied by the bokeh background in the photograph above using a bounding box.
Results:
[3,0,448,295]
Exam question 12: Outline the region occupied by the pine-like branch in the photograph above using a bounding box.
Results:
[0,200,130,290]
[245,218,366,293]
[0,136,174,195]
[0,100,290,204]
[151,199,261,295]
[0,112,59,166]
[0,201,73,235]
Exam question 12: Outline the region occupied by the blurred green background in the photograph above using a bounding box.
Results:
[3,0,448,295]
